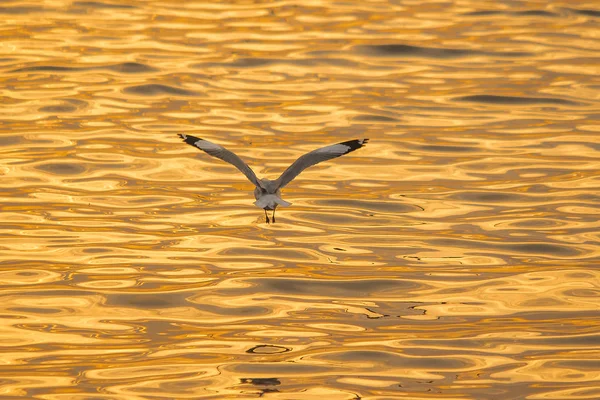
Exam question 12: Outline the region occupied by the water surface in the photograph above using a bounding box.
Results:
[1,1,599,399]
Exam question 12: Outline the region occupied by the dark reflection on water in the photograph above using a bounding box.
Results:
[464,10,558,17]
[455,94,581,106]
[35,163,87,175]
[255,277,421,296]
[356,44,533,58]
[11,62,156,74]
[123,84,201,97]
[240,377,280,385]
[1,0,599,399]
[73,1,137,10]
[568,8,600,17]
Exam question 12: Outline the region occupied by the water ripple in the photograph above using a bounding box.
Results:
[356,44,533,58]
[1,0,599,398]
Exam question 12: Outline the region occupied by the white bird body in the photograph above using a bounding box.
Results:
[254,191,291,209]
[178,134,368,223]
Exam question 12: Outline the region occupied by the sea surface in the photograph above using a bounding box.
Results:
[1,1,599,399]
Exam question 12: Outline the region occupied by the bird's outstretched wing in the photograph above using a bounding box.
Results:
[274,138,369,189]
[179,134,262,188]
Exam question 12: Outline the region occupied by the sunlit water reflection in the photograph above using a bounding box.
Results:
[1,1,599,399]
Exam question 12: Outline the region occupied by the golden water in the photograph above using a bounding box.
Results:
[1,1,599,399]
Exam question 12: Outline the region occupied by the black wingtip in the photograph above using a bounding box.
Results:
[179,133,202,145]
[340,138,369,152]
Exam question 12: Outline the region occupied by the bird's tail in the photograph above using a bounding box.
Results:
[276,198,292,207]
[254,195,292,209]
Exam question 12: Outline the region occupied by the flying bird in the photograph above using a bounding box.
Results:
[178,134,369,223]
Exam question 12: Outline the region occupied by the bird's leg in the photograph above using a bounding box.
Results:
[264,209,270,224]
[272,208,276,223]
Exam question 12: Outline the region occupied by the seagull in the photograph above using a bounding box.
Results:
[178,134,369,223]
